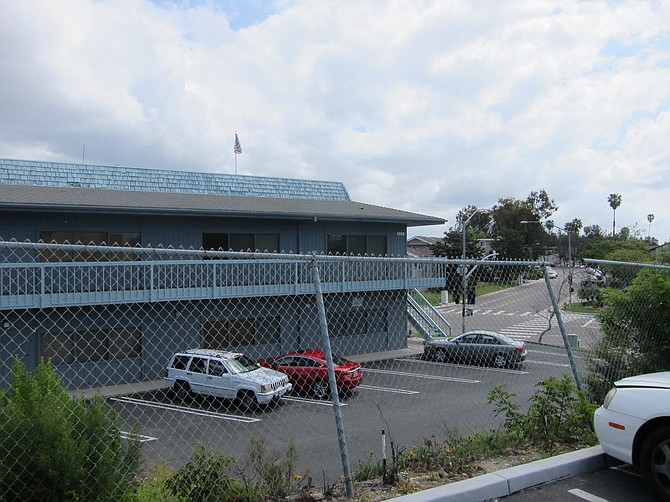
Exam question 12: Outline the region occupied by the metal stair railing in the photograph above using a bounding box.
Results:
[407,290,452,340]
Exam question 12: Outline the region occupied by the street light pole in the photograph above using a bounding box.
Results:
[461,209,487,333]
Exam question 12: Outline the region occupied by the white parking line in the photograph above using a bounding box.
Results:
[283,396,347,406]
[364,368,480,383]
[395,358,528,374]
[358,384,419,395]
[582,318,595,327]
[567,488,610,501]
[524,359,570,367]
[120,431,158,443]
[110,396,261,423]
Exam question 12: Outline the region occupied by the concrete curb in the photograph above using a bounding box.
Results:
[388,445,606,501]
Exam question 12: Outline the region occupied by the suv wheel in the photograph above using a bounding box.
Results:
[174,381,192,400]
[237,390,258,411]
[640,425,670,501]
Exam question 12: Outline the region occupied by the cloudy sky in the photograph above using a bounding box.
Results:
[1,0,669,242]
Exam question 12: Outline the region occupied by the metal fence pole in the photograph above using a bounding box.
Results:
[544,267,583,390]
[310,256,355,498]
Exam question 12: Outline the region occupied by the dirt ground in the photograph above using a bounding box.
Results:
[291,447,552,501]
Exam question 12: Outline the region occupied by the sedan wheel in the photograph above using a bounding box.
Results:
[434,349,447,363]
[492,353,508,368]
[640,425,670,501]
[312,380,330,399]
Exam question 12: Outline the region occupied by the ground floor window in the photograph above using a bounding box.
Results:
[41,327,141,365]
[327,307,388,336]
[203,316,281,349]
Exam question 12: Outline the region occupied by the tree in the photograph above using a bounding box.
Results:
[647,213,654,240]
[455,205,492,234]
[607,193,622,236]
[0,359,142,501]
[585,268,670,401]
[491,190,558,259]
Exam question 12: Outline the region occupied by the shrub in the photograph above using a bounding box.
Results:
[165,443,262,502]
[488,375,597,451]
[0,358,142,501]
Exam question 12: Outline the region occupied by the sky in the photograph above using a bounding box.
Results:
[1,0,669,243]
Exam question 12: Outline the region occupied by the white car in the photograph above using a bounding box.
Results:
[593,371,670,501]
[164,349,292,409]
[546,267,558,279]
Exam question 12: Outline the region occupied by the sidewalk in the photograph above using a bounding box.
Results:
[389,446,606,501]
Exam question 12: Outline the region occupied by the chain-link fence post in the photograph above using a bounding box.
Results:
[544,266,583,390]
[310,255,355,498]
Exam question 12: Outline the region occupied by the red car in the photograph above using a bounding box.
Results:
[258,349,363,399]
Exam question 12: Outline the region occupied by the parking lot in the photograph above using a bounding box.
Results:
[108,342,581,482]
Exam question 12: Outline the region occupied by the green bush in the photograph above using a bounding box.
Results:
[165,443,263,502]
[0,358,142,501]
[488,375,597,451]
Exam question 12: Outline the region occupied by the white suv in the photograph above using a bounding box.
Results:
[164,349,292,409]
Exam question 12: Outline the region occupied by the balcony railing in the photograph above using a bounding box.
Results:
[0,242,447,310]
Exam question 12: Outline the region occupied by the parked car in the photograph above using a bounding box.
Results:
[423,330,527,368]
[581,267,606,286]
[546,267,558,279]
[258,349,363,398]
[594,371,670,501]
[164,348,292,408]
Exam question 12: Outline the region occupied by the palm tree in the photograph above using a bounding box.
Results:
[608,193,622,236]
[647,213,655,239]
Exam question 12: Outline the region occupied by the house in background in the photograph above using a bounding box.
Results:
[406,236,442,257]
[0,158,445,389]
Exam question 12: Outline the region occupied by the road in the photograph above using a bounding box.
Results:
[110,280,594,485]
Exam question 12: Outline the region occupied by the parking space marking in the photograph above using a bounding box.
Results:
[358,384,419,395]
[120,431,158,443]
[524,359,570,367]
[110,396,261,423]
[283,396,347,406]
[363,368,480,383]
[395,358,528,375]
[567,488,609,501]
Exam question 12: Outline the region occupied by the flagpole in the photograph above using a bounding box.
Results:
[234,152,237,175]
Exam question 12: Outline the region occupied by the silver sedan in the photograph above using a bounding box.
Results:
[423,330,527,368]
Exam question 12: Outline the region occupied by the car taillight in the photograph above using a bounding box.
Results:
[515,347,524,352]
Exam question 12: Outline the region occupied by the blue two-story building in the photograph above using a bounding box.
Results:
[0,158,445,389]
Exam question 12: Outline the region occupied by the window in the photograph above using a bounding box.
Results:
[189,357,207,374]
[203,321,228,349]
[208,359,228,376]
[203,317,280,349]
[326,234,387,256]
[230,319,254,346]
[202,233,280,253]
[327,307,388,337]
[171,355,191,370]
[41,327,142,365]
[39,231,141,262]
[42,332,74,365]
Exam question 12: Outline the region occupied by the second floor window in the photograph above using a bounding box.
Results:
[327,234,387,256]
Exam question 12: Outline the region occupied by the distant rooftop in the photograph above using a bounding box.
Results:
[0,158,351,201]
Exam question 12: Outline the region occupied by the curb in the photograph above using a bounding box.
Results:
[388,445,606,501]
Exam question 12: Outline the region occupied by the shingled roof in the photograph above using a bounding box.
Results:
[0,158,445,227]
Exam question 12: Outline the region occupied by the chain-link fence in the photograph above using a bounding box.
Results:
[1,239,668,499]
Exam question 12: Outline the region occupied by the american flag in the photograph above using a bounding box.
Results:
[234,133,242,154]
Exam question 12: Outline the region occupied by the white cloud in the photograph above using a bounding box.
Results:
[1,0,669,243]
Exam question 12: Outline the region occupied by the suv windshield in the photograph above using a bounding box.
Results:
[226,357,251,374]
[235,354,259,371]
